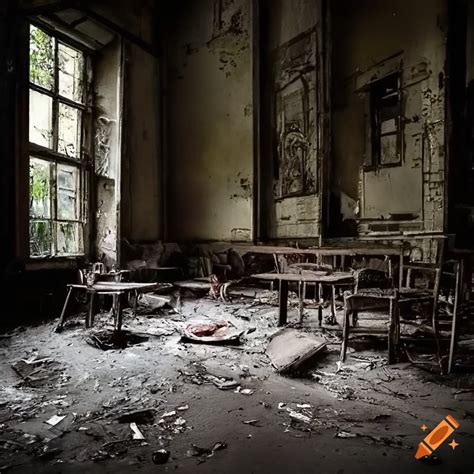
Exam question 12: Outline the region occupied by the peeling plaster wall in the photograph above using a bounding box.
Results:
[113,1,162,244]
[165,0,253,242]
[265,0,322,241]
[332,0,447,236]
[94,39,122,266]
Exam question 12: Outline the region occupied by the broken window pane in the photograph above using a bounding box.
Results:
[57,164,79,220]
[58,103,82,158]
[29,157,51,219]
[30,220,52,257]
[56,221,81,255]
[58,42,84,102]
[29,89,53,148]
[29,25,54,90]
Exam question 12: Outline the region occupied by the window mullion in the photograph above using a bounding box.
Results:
[51,161,58,256]
[52,39,59,154]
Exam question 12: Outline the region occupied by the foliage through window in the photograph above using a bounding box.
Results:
[29,24,88,257]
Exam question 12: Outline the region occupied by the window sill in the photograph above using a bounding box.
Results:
[362,162,402,172]
[26,256,86,271]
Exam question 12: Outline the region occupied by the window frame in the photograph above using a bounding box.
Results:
[366,72,402,170]
[28,21,92,260]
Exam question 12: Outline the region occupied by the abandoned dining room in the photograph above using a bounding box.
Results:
[1,0,474,472]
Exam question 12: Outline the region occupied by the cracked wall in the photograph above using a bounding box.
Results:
[332,0,447,239]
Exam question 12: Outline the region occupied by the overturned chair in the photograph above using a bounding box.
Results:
[340,268,400,364]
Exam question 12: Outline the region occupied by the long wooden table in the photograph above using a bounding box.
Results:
[233,243,404,287]
[56,282,159,332]
[252,271,355,326]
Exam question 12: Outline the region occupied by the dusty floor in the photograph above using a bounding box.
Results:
[0,288,473,474]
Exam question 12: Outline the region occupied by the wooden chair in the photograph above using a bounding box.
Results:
[340,268,400,364]
[436,260,463,374]
[399,264,441,330]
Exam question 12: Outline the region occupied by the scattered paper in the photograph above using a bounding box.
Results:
[130,422,145,440]
[46,415,66,427]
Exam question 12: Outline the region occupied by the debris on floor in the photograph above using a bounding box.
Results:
[152,448,170,464]
[11,356,66,388]
[1,277,473,473]
[85,329,149,350]
[181,320,255,344]
[266,329,327,373]
[188,441,227,460]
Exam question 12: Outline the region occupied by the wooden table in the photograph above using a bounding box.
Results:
[233,243,403,287]
[56,282,159,332]
[252,271,355,326]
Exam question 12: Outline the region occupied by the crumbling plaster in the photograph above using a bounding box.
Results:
[265,0,322,241]
[332,0,448,236]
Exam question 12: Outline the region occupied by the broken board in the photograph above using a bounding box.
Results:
[266,329,326,373]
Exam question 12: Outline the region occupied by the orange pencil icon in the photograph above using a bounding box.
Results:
[415,415,459,459]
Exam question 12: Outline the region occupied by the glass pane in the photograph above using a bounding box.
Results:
[29,157,51,218]
[58,43,84,102]
[29,25,54,90]
[29,89,53,148]
[30,220,52,257]
[380,134,399,165]
[57,222,82,255]
[57,164,79,220]
[58,103,82,158]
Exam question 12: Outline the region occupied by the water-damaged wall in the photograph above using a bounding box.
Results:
[164,0,253,242]
[262,0,323,241]
[332,0,447,237]
[94,39,122,267]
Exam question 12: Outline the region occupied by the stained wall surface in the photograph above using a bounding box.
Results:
[262,0,323,241]
[331,0,447,235]
[165,0,254,242]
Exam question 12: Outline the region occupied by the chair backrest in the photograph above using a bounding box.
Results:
[403,264,440,294]
[288,262,333,274]
[438,260,462,305]
[354,268,393,292]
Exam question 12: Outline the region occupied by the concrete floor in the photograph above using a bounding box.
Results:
[0,290,473,474]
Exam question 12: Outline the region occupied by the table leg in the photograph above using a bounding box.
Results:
[340,304,351,362]
[331,285,337,319]
[278,279,288,326]
[398,254,403,289]
[133,290,138,315]
[388,297,400,364]
[298,281,304,321]
[87,291,95,328]
[56,286,73,331]
[115,293,122,332]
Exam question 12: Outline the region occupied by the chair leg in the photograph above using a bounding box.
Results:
[331,285,337,319]
[351,310,358,327]
[340,308,351,362]
[448,262,462,374]
[56,286,73,331]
